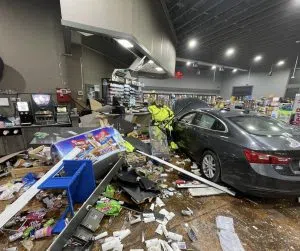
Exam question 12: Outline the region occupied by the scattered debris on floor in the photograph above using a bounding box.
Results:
[216,216,245,251]
[1,129,299,251]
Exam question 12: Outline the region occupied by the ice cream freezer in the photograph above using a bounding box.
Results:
[51,127,125,179]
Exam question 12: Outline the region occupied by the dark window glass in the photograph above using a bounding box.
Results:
[193,113,226,132]
[211,120,226,131]
[180,113,195,124]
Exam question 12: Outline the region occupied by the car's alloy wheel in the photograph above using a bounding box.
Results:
[202,154,216,178]
[200,150,221,182]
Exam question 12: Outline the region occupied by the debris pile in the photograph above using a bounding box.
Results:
[0,146,53,180]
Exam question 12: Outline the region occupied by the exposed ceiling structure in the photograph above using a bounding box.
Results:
[164,0,300,70]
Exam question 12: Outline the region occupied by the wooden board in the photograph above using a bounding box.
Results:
[10,166,52,178]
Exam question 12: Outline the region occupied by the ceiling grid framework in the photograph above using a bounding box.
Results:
[164,0,300,69]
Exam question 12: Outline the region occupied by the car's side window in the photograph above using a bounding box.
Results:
[192,113,203,126]
[194,113,215,129]
[193,112,227,132]
[179,113,196,124]
[211,119,226,131]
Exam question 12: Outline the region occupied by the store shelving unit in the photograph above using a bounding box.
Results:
[143,92,216,107]
[102,78,144,108]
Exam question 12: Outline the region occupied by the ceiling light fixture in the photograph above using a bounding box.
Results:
[116,39,134,48]
[155,67,163,72]
[232,69,238,73]
[186,61,191,66]
[254,55,263,62]
[277,60,285,66]
[188,39,197,49]
[225,47,235,57]
[148,60,154,64]
[211,65,216,70]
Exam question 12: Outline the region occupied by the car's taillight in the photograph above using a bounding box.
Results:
[243,149,290,165]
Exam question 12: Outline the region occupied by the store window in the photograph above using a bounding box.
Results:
[179,113,196,124]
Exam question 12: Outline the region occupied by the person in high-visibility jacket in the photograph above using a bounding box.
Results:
[148,104,174,130]
[148,102,178,150]
[214,96,225,109]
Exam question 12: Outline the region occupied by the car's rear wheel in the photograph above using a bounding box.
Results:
[200,150,221,182]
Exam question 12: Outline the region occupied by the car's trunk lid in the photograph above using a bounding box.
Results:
[252,134,300,175]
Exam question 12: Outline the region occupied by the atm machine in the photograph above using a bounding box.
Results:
[31,94,55,125]
[16,101,33,125]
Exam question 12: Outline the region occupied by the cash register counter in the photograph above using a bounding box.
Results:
[0,115,79,156]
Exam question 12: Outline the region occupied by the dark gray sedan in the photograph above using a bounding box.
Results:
[173,108,300,197]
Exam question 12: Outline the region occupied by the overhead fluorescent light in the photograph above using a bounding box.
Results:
[188,39,197,49]
[148,60,154,64]
[78,32,94,37]
[186,61,191,66]
[232,68,238,73]
[254,55,263,62]
[211,65,216,70]
[225,47,235,57]
[155,67,163,72]
[116,39,134,48]
[277,60,285,66]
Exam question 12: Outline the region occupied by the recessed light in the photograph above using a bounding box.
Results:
[188,39,197,49]
[116,39,134,48]
[155,67,163,72]
[277,60,285,66]
[225,47,235,57]
[232,68,238,73]
[186,61,191,66]
[254,55,263,62]
[211,65,216,70]
[148,60,154,64]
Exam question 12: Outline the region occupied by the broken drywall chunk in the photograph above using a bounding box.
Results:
[166,232,183,242]
[113,229,131,240]
[150,203,155,211]
[155,224,163,235]
[171,242,181,251]
[145,238,161,250]
[130,216,142,225]
[218,230,245,251]
[144,216,155,223]
[155,197,165,207]
[216,216,235,232]
[102,238,122,251]
[94,231,108,240]
[181,207,193,216]
[188,187,225,197]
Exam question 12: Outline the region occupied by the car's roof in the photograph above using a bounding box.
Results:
[194,108,259,118]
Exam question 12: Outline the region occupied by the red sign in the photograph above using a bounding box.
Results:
[175,71,183,79]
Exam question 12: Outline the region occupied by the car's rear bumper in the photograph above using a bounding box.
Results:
[224,163,300,198]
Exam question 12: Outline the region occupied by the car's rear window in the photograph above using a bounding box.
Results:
[230,116,293,136]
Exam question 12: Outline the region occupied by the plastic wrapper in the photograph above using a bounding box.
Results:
[95,198,121,216]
